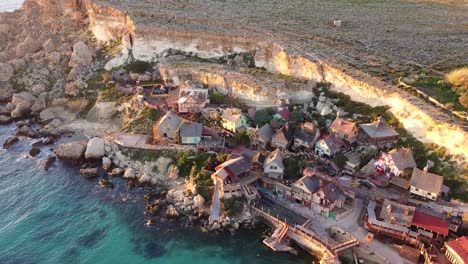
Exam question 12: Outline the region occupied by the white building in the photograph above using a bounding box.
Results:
[263,149,284,179]
[409,167,443,201]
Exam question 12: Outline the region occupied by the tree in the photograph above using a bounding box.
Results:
[254,109,271,126]
[333,153,348,169]
[290,110,304,124]
[232,131,250,144]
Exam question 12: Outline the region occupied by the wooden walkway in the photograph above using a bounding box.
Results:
[250,205,359,263]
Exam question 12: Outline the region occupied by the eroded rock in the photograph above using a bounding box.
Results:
[85,137,105,160]
[56,141,87,160]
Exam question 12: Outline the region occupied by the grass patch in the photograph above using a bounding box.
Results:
[120,148,179,163]
[121,106,164,134]
[208,93,249,112]
[125,60,154,74]
[240,67,308,83]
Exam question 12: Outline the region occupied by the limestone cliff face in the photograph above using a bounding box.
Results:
[20,0,468,160]
[158,63,314,107]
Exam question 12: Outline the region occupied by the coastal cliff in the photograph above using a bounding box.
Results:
[3,0,468,160]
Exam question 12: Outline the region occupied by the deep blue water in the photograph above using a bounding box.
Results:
[0,124,315,264]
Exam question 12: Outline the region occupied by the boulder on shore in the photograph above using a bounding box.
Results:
[85,137,105,160]
[165,205,179,219]
[3,136,19,149]
[42,155,56,170]
[80,168,99,178]
[29,147,40,157]
[0,115,11,124]
[56,141,87,161]
[123,168,136,179]
[16,125,40,138]
[193,194,205,209]
[102,157,112,171]
[11,92,37,118]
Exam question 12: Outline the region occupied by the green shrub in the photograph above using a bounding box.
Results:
[222,196,247,216]
[121,106,164,134]
[125,60,153,74]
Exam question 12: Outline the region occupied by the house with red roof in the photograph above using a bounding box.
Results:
[410,210,449,241]
[330,116,359,143]
[445,236,468,264]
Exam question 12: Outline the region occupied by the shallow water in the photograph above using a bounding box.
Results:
[0,124,315,264]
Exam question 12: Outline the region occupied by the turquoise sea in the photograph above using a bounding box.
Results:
[0,123,315,264]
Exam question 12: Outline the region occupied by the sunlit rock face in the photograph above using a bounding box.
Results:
[22,0,466,160]
[158,63,315,107]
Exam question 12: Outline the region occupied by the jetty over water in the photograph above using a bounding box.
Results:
[250,206,359,263]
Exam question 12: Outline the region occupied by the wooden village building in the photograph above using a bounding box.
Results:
[359,117,399,147]
[329,117,359,143]
[375,148,416,178]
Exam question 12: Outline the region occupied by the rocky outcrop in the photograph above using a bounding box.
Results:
[11,92,37,118]
[16,125,40,138]
[85,137,105,160]
[123,167,136,179]
[0,63,14,82]
[0,88,14,102]
[56,141,87,160]
[3,136,19,149]
[165,205,179,219]
[80,167,99,178]
[102,156,112,171]
[68,42,93,68]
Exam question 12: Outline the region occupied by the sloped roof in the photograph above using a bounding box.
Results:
[411,211,449,235]
[278,108,291,121]
[388,148,416,170]
[320,182,344,203]
[178,88,208,104]
[257,123,274,143]
[318,134,345,154]
[330,117,357,136]
[264,149,284,169]
[221,108,244,123]
[154,110,182,139]
[446,236,468,263]
[215,156,251,180]
[273,123,294,142]
[360,159,376,175]
[297,175,321,194]
[180,122,203,138]
[251,152,266,165]
[294,122,320,142]
[409,167,443,194]
[359,117,399,139]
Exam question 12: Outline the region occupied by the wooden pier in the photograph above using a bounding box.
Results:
[251,205,359,263]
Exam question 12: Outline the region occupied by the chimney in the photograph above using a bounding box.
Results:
[390,216,396,224]
[386,204,392,214]
[404,207,410,216]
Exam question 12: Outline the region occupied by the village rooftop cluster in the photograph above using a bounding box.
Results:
[114,79,467,263]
